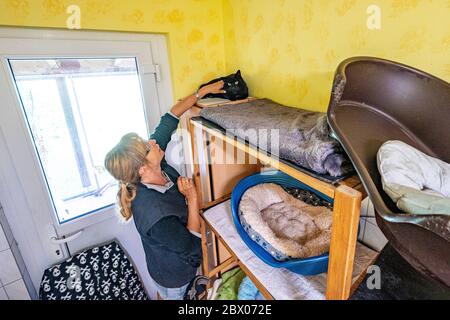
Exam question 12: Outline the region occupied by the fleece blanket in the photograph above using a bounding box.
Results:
[239,183,332,259]
[200,98,352,177]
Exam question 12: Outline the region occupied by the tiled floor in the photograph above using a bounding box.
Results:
[0,286,8,300]
[358,198,388,252]
[0,222,8,252]
[0,221,30,300]
[2,279,30,300]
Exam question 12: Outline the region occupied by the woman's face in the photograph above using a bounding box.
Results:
[145,139,164,168]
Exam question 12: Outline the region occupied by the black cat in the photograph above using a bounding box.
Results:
[199,70,248,101]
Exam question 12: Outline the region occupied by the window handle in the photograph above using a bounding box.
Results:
[141,63,161,82]
[50,229,84,244]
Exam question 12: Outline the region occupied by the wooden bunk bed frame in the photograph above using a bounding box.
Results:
[181,99,379,300]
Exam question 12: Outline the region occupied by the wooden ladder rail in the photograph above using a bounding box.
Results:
[326,185,362,300]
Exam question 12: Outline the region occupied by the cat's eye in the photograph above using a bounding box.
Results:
[235,81,239,85]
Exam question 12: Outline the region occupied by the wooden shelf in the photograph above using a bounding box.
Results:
[196,97,258,108]
[187,102,373,300]
[202,200,378,300]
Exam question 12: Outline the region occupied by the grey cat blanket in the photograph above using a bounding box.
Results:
[200,98,352,177]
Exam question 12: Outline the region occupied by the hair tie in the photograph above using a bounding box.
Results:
[120,181,131,188]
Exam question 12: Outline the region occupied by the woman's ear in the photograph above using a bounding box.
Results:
[138,165,146,177]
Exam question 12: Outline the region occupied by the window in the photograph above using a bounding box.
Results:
[9,57,148,223]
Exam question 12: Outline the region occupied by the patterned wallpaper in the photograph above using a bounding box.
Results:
[0,0,226,101]
[0,0,449,110]
[223,0,450,111]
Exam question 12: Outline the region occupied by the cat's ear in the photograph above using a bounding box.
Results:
[236,70,241,77]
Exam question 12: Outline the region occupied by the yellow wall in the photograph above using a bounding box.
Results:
[0,0,449,111]
[223,0,450,111]
[0,0,226,101]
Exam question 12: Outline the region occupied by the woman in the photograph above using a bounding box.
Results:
[104,80,224,300]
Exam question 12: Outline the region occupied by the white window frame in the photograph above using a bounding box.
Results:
[0,27,174,293]
[0,28,174,231]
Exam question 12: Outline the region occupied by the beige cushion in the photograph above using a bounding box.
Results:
[239,183,332,258]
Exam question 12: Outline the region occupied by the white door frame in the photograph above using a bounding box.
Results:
[0,27,174,295]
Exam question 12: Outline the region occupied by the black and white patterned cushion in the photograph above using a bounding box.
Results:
[39,241,149,300]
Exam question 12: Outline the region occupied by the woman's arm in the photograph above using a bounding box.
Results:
[186,193,200,234]
[177,177,200,234]
[149,113,179,151]
[150,80,224,150]
[170,80,225,118]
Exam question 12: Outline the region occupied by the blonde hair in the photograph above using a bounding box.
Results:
[104,133,148,221]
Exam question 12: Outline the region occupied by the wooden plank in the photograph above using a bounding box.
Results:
[201,194,231,210]
[353,183,367,198]
[339,175,361,189]
[179,107,202,177]
[196,97,258,108]
[326,185,362,300]
[350,248,380,296]
[191,120,336,199]
[189,120,204,207]
[209,134,260,200]
[200,218,211,277]
[207,257,236,278]
[189,121,213,207]
[339,175,367,197]
[216,235,236,274]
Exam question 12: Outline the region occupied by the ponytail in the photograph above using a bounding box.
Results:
[117,182,137,221]
[104,133,148,221]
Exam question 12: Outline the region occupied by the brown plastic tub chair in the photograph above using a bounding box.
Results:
[327,57,450,287]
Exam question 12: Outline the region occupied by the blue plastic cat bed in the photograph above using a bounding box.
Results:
[230,171,333,275]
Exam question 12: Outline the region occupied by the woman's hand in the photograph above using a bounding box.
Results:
[198,80,225,98]
[177,177,198,202]
[169,80,225,117]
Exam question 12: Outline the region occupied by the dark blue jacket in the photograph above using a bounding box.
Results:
[131,113,202,288]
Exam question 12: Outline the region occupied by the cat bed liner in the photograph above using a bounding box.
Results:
[231,171,333,275]
[239,183,333,261]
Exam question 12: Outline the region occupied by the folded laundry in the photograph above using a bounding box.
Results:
[377,140,450,215]
[200,98,353,178]
[237,276,264,300]
[215,268,246,300]
[239,183,332,260]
